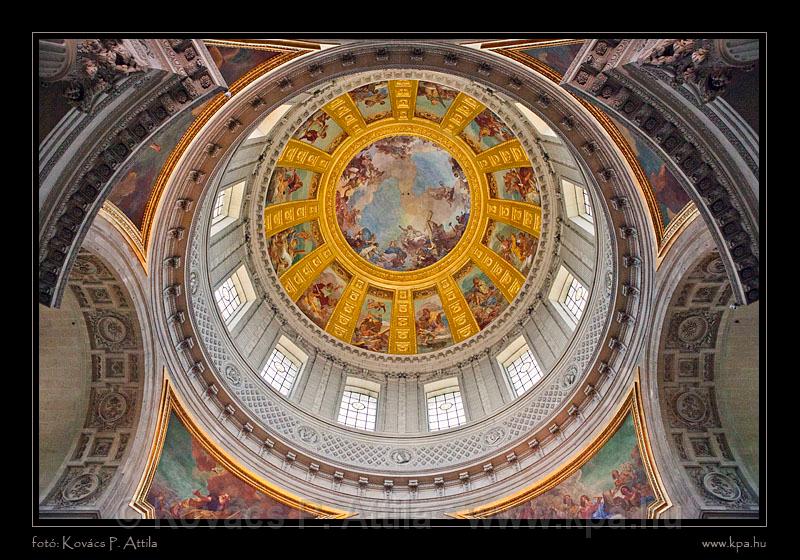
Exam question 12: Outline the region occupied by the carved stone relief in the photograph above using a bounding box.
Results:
[561,39,759,307]
[657,250,758,516]
[40,250,144,515]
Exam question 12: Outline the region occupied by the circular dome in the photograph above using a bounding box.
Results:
[153,44,655,516]
[263,79,543,355]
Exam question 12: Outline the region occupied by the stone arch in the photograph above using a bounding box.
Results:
[644,214,759,518]
[38,247,145,516]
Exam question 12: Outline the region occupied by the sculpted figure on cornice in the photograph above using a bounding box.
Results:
[641,39,750,103]
[64,39,145,111]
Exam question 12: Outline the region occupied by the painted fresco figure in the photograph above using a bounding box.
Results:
[169,490,233,519]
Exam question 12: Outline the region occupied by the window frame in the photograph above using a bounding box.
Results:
[259,337,307,397]
[561,178,595,235]
[503,346,545,397]
[213,265,256,329]
[210,181,245,237]
[424,378,467,432]
[549,265,589,329]
[336,377,381,431]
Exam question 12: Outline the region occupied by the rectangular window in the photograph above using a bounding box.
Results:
[214,277,242,323]
[210,181,245,236]
[561,178,594,235]
[504,347,544,396]
[582,188,594,222]
[213,265,257,328]
[426,383,466,432]
[563,277,588,324]
[211,190,227,223]
[549,266,589,329]
[260,345,302,396]
[337,389,378,431]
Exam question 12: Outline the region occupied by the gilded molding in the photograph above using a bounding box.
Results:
[440,92,485,135]
[388,79,418,120]
[449,375,672,518]
[98,201,148,273]
[474,139,531,172]
[130,373,353,519]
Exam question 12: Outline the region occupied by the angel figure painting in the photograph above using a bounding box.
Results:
[493,167,540,205]
[351,293,393,353]
[414,292,453,353]
[146,413,313,519]
[460,108,514,152]
[335,136,470,272]
[490,413,656,519]
[459,265,508,330]
[266,167,318,205]
[268,222,320,276]
[489,222,538,276]
[415,81,459,122]
[293,108,346,153]
[296,267,347,329]
[350,81,391,123]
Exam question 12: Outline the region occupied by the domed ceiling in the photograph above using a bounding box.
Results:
[263,80,542,355]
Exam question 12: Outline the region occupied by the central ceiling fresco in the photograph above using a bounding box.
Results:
[264,79,543,355]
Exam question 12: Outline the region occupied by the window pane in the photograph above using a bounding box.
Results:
[427,390,466,431]
[505,347,544,396]
[212,190,226,223]
[260,347,300,396]
[337,390,378,431]
[214,277,242,323]
[582,188,593,222]
[563,277,588,324]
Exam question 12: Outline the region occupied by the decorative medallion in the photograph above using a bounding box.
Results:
[96,315,128,344]
[702,472,742,502]
[675,391,707,423]
[389,448,414,464]
[97,391,129,424]
[224,365,241,386]
[705,257,726,276]
[74,256,100,276]
[296,425,319,445]
[482,426,507,447]
[61,473,101,502]
[560,365,580,390]
[677,315,709,343]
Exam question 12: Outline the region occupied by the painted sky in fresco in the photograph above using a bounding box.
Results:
[107,108,197,229]
[336,136,470,271]
[206,45,280,85]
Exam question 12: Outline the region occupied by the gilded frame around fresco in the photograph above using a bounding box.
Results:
[129,371,353,520]
[448,373,672,519]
